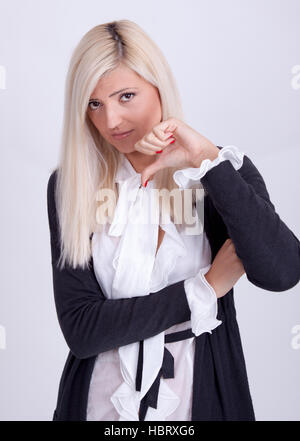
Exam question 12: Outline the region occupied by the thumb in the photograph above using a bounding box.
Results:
[141,159,163,187]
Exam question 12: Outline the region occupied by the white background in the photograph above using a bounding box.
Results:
[0,0,299,420]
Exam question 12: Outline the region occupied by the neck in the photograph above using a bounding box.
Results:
[125,151,156,174]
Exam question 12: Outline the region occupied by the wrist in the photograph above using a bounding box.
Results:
[191,144,220,168]
[204,270,219,298]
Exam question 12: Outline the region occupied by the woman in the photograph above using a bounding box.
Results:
[47,20,300,421]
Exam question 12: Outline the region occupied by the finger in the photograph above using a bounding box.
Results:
[141,159,165,187]
[141,137,176,153]
[152,125,175,142]
[135,142,156,155]
[134,141,156,155]
[136,140,169,155]
[145,131,174,148]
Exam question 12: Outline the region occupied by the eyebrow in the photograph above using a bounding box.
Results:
[89,87,139,101]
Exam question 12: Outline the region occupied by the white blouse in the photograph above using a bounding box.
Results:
[86,145,244,421]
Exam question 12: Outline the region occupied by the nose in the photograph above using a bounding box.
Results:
[105,104,124,131]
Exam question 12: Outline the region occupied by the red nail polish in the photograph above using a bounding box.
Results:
[144,179,148,187]
[156,150,163,153]
[170,139,175,144]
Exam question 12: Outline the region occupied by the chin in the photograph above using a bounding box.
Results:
[113,145,135,154]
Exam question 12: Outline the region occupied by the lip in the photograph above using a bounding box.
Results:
[112,130,134,140]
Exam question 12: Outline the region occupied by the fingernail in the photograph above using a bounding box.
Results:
[156,150,163,153]
[144,179,148,187]
[170,139,175,144]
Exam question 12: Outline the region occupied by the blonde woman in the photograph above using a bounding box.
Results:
[47,20,300,421]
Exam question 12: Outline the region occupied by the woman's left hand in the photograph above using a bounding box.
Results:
[134,117,220,186]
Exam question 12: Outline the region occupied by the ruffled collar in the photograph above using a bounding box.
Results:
[108,153,155,238]
[108,155,188,294]
[114,152,143,185]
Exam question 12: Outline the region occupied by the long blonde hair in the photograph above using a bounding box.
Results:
[53,19,189,270]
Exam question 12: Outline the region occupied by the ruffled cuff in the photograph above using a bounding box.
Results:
[184,264,222,337]
[173,145,244,189]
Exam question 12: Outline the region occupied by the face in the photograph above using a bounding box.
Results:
[86,65,163,158]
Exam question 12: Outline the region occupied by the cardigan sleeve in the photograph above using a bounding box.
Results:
[200,148,300,292]
[47,171,191,359]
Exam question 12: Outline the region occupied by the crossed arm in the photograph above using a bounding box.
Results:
[200,152,300,292]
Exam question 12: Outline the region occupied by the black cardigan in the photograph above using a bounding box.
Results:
[47,146,300,421]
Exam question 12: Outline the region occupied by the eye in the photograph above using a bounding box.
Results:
[88,92,136,111]
[120,92,135,102]
[88,101,100,111]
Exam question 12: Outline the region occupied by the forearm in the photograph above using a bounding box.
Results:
[52,262,191,359]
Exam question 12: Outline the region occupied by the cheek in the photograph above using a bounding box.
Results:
[138,100,162,131]
[88,112,103,132]
[88,112,98,125]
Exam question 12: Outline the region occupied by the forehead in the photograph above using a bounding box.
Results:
[93,65,145,94]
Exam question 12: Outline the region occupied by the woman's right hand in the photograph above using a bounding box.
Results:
[204,238,246,299]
